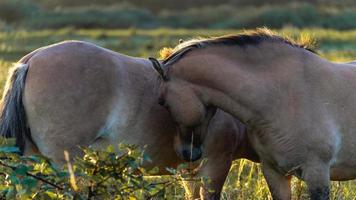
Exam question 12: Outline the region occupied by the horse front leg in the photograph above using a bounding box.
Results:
[196,156,233,200]
[262,163,292,200]
[303,159,330,200]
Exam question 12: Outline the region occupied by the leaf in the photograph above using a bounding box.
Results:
[5,187,15,200]
[165,167,176,175]
[26,155,41,162]
[57,171,69,178]
[129,196,137,200]
[147,167,159,175]
[107,145,115,153]
[0,146,20,153]
[14,165,29,176]
[21,177,38,190]
[143,153,152,163]
[44,191,58,199]
[177,163,188,171]
[9,173,19,184]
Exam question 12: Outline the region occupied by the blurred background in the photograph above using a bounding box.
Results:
[0,0,356,199]
[0,0,355,63]
[1,0,356,30]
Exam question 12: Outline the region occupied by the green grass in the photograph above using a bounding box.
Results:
[0,28,356,199]
[0,28,355,62]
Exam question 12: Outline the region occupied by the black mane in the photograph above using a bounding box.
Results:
[162,28,316,66]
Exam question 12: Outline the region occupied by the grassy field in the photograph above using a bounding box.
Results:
[0,28,356,199]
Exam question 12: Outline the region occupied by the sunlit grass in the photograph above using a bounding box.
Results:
[220,160,356,199]
[0,59,11,95]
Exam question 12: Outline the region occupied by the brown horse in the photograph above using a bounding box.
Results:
[152,28,356,200]
[0,40,258,199]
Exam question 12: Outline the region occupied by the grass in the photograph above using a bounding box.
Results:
[0,28,356,199]
[223,160,356,200]
[0,28,356,62]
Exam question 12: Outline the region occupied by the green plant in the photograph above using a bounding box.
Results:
[0,137,182,199]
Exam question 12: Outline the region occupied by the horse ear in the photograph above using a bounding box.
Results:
[149,57,167,80]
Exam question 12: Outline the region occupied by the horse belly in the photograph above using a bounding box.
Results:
[330,140,356,181]
[330,166,356,181]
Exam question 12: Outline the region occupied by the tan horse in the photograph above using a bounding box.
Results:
[0,41,258,199]
[152,28,356,200]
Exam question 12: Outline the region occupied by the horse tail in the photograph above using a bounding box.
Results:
[0,63,30,153]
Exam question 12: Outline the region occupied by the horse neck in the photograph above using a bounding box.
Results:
[188,43,326,123]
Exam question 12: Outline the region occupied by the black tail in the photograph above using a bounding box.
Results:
[0,63,30,153]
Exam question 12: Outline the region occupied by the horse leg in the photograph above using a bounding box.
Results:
[302,159,330,200]
[262,164,291,200]
[195,157,233,200]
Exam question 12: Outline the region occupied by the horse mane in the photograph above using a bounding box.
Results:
[160,28,317,66]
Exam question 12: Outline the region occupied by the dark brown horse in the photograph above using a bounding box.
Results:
[0,40,259,199]
[152,28,356,200]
